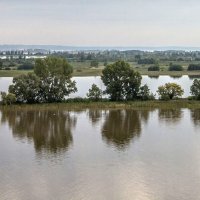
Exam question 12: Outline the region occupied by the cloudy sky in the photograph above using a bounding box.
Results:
[1,0,200,46]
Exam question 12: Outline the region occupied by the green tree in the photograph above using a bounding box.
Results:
[0,92,16,105]
[148,65,160,71]
[9,57,77,103]
[9,73,40,103]
[35,57,76,103]
[190,79,200,100]
[87,84,102,101]
[157,83,184,100]
[168,64,183,71]
[34,57,73,78]
[101,61,142,101]
[138,84,155,100]
[188,64,200,71]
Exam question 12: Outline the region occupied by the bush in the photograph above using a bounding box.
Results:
[0,92,16,105]
[65,97,89,103]
[138,58,156,65]
[148,65,160,71]
[188,64,200,71]
[87,84,103,101]
[5,67,11,70]
[168,64,183,71]
[138,84,155,100]
[157,83,184,100]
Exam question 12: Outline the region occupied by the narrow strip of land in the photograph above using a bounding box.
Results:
[1,69,200,77]
[1,100,200,110]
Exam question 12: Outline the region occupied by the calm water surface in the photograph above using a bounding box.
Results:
[1,108,200,200]
[0,75,199,98]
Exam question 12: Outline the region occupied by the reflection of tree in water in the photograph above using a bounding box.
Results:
[158,109,182,124]
[101,110,150,150]
[190,109,200,126]
[1,109,77,154]
[87,109,104,125]
[148,75,159,79]
[169,75,182,79]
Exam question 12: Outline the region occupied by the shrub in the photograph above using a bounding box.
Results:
[0,92,16,105]
[148,65,160,71]
[138,84,155,100]
[138,58,156,65]
[188,64,200,71]
[87,84,103,101]
[65,97,89,103]
[157,83,184,100]
[5,67,11,70]
[168,64,183,71]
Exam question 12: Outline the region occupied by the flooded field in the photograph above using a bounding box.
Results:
[1,107,200,200]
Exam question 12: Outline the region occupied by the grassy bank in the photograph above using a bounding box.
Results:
[1,100,200,111]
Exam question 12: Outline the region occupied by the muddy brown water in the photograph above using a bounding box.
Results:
[1,108,200,200]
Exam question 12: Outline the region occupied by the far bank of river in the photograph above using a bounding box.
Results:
[0,75,200,98]
[1,69,200,77]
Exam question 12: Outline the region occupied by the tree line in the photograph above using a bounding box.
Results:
[1,57,200,105]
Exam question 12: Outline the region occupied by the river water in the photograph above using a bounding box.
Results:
[0,75,199,98]
[1,108,200,200]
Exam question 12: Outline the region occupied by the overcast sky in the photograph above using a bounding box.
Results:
[1,0,200,46]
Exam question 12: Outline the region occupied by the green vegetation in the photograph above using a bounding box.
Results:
[138,84,155,100]
[9,57,77,103]
[87,84,103,101]
[188,64,200,71]
[1,58,200,106]
[0,92,16,105]
[9,73,40,103]
[0,70,30,77]
[157,83,184,100]
[168,64,183,71]
[102,61,142,101]
[138,58,157,65]
[1,100,200,110]
[148,65,160,71]
[190,79,200,100]
[2,49,200,77]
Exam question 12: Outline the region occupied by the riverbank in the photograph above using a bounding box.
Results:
[1,69,200,77]
[1,100,200,110]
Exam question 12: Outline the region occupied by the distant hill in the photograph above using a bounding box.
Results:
[1,45,200,51]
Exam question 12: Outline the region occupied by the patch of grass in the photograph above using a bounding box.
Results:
[1,100,200,111]
[0,70,32,77]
